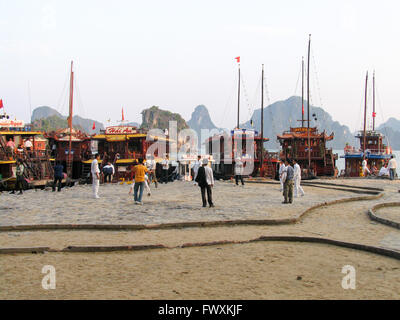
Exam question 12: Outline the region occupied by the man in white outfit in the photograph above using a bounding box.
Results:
[91,153,101,199]
[293,159,305,197]
[362,158,370,177]
[278,160,286,192]
[388,156,397,180]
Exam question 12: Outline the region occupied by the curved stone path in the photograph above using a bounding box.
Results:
[1,179,399,257]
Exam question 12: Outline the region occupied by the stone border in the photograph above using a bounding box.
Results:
[368,202,400,230]
[0,247,50,254]
[0,192,384,232]
[1,235,399,261]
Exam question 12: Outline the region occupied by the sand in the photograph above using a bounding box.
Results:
[0,178,399,299]
[1,242,399,300]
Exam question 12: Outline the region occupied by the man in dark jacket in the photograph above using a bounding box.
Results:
[10,159,24,195]
[195,158,215,208]
[53,161,64,192]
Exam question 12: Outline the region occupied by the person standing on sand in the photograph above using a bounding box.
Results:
[388,155,397,180]
[146,155,158,188]
[131,158,148,205]
[162,155,169,184]
[362,158,370,177]
[52,161,64,192]
[282,159,294,204]
[293,159,305,197]
[192,155,202,185]
[234,157,245,187]
[278,160,286,192]
[195,158,214,208]
[91,153,101,199]
[10,159,24,195]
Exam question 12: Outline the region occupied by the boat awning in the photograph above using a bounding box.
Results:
[0,160,16,164]
[92,134,148,141]
[0,131,43,136]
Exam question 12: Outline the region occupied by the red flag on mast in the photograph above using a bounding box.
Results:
[0,99,3,109]
[235,57,240,63]
[302,104,304,116]
[122,107,125,121]
[92,122,96,130]
[372,112,376,118]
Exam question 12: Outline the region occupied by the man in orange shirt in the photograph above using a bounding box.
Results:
[132,158,148,205]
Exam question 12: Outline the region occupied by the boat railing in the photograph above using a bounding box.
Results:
[344,148,389,156]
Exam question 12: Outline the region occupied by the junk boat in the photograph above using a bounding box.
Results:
[341,71,393,177]
[205,62,279,179]
[277,35,337,178]
[0,115,54,190]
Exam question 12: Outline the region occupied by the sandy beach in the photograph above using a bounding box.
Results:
[0,178,399,299]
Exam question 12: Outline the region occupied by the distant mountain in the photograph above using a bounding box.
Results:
[126,122,140,128]
[141,106,189,132]
[187,105,222,149]
[241,96,356,150]
[31,106,104,134]
[378,117,400,132]
[31,106,62,120]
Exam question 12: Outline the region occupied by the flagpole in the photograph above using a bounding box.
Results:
[237,62,241,129]
[68,61,74,178]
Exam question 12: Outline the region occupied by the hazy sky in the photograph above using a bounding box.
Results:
[1,0,399,132]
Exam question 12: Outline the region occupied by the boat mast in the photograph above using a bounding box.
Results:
[302,57,305,127]
[68,61,74,178]
[373,71,376,131]
[363,71,368,153]
[237,63,241,129]
[260,64,264,167]
[307,34,311,169]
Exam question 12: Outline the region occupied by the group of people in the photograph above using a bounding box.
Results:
[362,156,397,180]
[6,137,33,156]
[278,159,305,204]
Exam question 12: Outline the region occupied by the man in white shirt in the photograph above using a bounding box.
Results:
[278,160,286,192]
[192,155,202,185]
[195,158,214,208]
[362,158,370,177]
[293,159,305,197]
[146,156,158,188]
[388,156,397,180]
[378,164,389,177]
[102,162,115,183]
[24,138,33,152]
[234,157,244,186]
[91,153,101,198]
[161,155,169,184]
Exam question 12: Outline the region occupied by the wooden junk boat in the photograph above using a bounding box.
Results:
[0,116,54,190]
[205,62,279,179]
[341,71,393,177]
[44,127,91,179]
[277,127,337,177]
[86,125,174,182]
[278,35,337,177]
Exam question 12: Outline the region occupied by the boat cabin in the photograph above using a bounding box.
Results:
[277,127,337,177]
